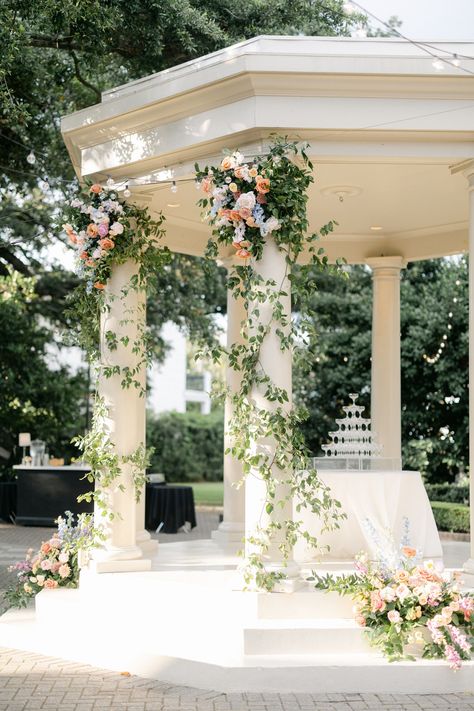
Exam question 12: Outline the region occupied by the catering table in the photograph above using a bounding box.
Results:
[294,469,443,564]
[145,483,196,533]
[0,481,17,522]
[13,465,93,526]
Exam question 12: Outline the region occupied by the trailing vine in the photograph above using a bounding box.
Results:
[196,137,346,590]
[61,182,170,516]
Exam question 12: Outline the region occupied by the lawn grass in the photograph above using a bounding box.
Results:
[175,481,224,506]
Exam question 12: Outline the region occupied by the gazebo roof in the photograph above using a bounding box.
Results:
[61,36,474,263]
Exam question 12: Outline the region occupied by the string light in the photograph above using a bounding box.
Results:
[123,184,131,198]
[26,151,36,165]
[171,180,178,193]
[106,176,114,187]
[423,278,464,365]
[432,59,445,71]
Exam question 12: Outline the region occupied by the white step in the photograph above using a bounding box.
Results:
[254,589,354,619]
[244,618,371,655]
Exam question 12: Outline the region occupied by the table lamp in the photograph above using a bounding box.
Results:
[19,432,31,464]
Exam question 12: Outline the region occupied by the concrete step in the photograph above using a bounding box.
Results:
[244,618,372,655]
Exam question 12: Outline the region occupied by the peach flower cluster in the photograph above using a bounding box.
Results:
[198,150,281,259]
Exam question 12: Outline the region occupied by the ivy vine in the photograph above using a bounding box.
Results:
[196,137,346,590]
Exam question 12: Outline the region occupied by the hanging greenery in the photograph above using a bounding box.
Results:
[195,136,346,590]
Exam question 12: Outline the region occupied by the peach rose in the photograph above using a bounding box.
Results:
[256,178,270,193]
[44,579,58,589]
[90,184,102,194]
[246,217,256,227]
[355,615,366,627]
[228,210,241,222]
[68,233,78,245]
[402,546,417,558]
[239,208,252,220]
[234,166,245,179]
[79,251,88,260]
[94,282,105,290]
[201,177,213,193]
[236,248,251,259]
[86,223,99,237]
[249,167,258,178]
[220,157,234,171]
[99,238,115,250]
[85,259,96,268]
[41,543,51,555]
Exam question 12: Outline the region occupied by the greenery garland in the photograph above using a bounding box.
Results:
[196,137,346,590]
[61,182,170,515]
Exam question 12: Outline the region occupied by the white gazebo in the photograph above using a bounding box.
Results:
[3,35,474,692]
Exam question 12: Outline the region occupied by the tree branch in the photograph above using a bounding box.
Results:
[69,51,101,102]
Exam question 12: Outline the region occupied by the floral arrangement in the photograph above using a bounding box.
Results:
[4,512,100,610]
[311,548,473,669]
[196,138,319,261]
[62,183,128,292]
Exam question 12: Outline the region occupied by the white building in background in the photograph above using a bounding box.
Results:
[147,321,212,415]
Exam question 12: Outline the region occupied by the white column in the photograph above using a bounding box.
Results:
[135,288,158,556]
[367,256,405,466]
[212,280,246,548]
[91,260,151,573]
[462,165,474,580]
[244,238,300,588]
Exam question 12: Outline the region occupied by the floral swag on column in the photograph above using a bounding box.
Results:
[61,183,170,517]
[196,137,346,591]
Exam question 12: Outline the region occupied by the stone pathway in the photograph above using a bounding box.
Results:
[1,516,473,709]
[0,647,473,711]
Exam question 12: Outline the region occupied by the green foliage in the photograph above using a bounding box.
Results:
[425,483,469,505]
[0,269,87,478]
[147,411,224,482]
[431,502,470,533]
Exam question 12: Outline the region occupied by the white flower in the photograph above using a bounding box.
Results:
[109,222,124,235]
[265,216,280,233]
[380,586,396,602]
[70,198,84,208]
[232,151,244,165]
[58,552,69,564]
[235,191,256,211]
[92,248,103,259]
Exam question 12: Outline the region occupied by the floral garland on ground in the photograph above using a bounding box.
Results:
[4,512,102,610]
[311,548,474,669]
[60,183,170,517]
[196,137,346,590]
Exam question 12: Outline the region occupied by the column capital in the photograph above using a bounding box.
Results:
[366,256,406,277]
[451,159,474,188]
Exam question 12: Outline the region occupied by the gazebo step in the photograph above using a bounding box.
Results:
[244,618,371,655]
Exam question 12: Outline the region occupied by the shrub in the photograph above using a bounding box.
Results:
[431,501,470,533]
[147,410,223,482]
[425,483,469,505]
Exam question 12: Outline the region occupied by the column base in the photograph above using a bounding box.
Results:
[212,521,245,549]
[136,529,159,555]
[90,544,151,574]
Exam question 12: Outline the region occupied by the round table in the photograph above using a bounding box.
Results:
[145,484,196,533]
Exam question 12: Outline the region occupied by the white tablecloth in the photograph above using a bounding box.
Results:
[293,469,443,563]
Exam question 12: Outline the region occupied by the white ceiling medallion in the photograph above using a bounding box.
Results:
[320,185,363,203]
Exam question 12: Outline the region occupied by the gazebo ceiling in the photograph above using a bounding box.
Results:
[61,35,474,264]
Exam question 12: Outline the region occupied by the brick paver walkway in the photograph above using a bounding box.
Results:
[0,647,473,711]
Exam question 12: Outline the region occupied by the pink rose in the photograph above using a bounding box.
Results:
[51,562,61,573]
[387,610,401,624]
[59,564,71,579]
[355,615,366,627]
[98,223,109,237]
[109,222,124,236]
[41,559,52,571]
[59,552,69,564]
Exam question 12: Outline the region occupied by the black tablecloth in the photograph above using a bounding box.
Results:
[0,481,17,522]
[145,484,196,533]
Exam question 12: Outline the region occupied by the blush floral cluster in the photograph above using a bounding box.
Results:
[312,546,473,668]
[196,150,281,259]
[62,183,126,292]
[4,512,99,609]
